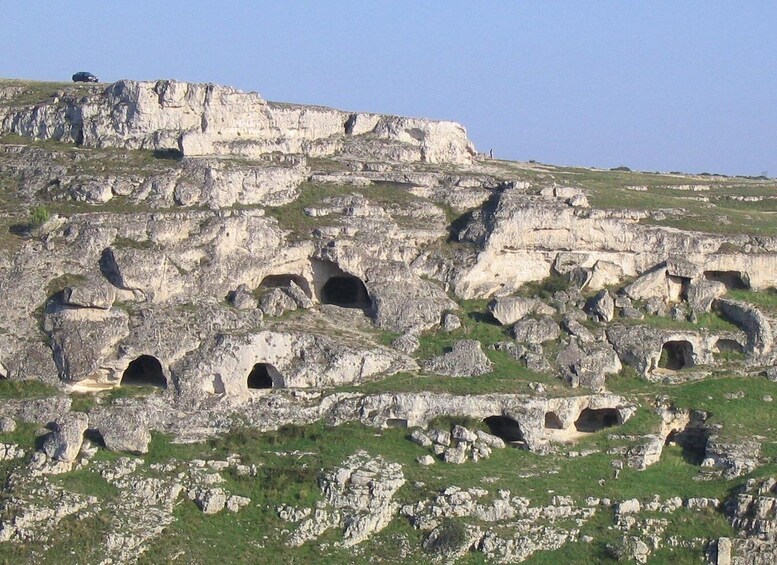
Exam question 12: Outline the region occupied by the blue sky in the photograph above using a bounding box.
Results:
[2,1,776,176]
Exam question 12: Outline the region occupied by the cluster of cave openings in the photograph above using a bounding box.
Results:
[321,275,371,309]
[484,416,524,444]
[659,340,695,371]
[120,355,167,388]
[574,408,620,433]
[246,363,281,390]
[704,270,749,290]
[544,412,564,430]
[259,274,312,298]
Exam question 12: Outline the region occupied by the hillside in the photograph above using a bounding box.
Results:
[1,77,777,564]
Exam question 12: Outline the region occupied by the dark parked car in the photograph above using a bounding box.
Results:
[72,72,98,83]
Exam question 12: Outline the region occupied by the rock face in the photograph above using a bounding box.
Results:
[282,452,405,547]
[1,80,476,165]
[2,76,777,563]
[423,340,493,377]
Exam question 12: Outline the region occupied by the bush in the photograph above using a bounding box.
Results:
[423,518,468,555]
[29,205,50,228]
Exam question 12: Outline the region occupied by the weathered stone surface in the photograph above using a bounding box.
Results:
[91,408,152,454]
[585,290,615,323]
[489,296,554,326]
[423,340,493,377]
[511,316,560,345]
[41,412,88,463]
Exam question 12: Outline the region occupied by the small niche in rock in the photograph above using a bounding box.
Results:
[574,408,620,433]
[544,412,564,430]
[483,416,524,444]
[659,340,695,371]
[321,275,371,309]
[120,355,167,388]
[715,338,744,355]
[247,363,281,389]
[260,274,312,298]
[385,418,409,428]
[667,274,691,301]
[703,270,750,290]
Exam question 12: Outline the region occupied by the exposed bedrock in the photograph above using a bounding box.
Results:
[1,79,476,164]
[326,392,635,452]
[452,186,777,299]
[606,325,747,378]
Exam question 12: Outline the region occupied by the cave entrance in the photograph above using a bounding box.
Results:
[259,274,312,298]
[120,355,167,388]
[704,270,749,290]
[544,412,564,430]
[247,363,281,390]
[574,408,620,433]
[665,427,709,465]
[321,275,371,309]
[483,416,524,444]
[659,341,694,371]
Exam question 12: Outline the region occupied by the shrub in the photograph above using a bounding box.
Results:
[29,205,50,228]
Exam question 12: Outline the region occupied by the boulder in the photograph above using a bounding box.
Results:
[259,288,298,317]
[687,279,726,312]
[585,290,614,323]
[42,412,89,463]
[92,408,152,454]
[423,340,493,377]
[442,313,462,332]
[61,278,116,310]
[511,317,560,345]
[489,297,554,326]
[228,284,257,310]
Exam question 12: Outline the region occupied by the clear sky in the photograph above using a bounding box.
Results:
[2,1,776,176]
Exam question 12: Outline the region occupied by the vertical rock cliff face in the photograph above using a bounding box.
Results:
[1,79,477,164]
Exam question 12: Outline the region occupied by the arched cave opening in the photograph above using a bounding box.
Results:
[120,355,167,388]
[703,270,750,290]
[483,416,524,444]
[659,341,695,371]
[247,363,281,390]
[260,274,312,298]
[321,275,371,309]
[574,408,620,433]
[544,412,564,430]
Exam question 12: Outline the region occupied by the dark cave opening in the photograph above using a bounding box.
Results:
[574,408,620,432]
[320,275,371,309]
[659,341,695,371]
[247,363,280,389]
[120,355,167,388]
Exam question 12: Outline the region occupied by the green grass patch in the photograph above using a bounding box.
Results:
[0,379,59,399]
